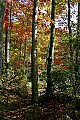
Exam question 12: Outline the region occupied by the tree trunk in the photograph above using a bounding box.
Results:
[31,0,38,104]
[74,2,80,96]
[75,2,80,77]
[5,30,8,69]
[68,0,73,64]
[0,0,6,76]
[46,0,55,94]
[5,2,11,79]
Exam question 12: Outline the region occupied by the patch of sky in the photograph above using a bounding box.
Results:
[19,0,33,4]
[55,3,78,29]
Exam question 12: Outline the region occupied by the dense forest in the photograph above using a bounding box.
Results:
[0,0,80,119]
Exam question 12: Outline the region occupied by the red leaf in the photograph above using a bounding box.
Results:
[54,58,62,65]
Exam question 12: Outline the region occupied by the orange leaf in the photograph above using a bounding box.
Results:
[7,0,12,3]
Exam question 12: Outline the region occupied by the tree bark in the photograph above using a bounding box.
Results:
[5,30,8,69]
[68,0,73,65]
[46,0,55,94]
[0,0,6,76]
[74,2,80,96]
[76,2,80,75]
[31,0,38,104]
[5,2,11,78]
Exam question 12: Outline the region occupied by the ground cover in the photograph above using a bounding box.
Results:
[0,86,80,120]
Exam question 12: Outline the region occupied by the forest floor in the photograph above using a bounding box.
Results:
[0,82,80,120]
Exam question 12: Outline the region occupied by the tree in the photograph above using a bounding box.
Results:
[68,0,73,64]
[75,2,80,78]
[46,0,55,94]
[31,0,38,103]
[74,2,80,96]
[77,2,80,73]
[4,1,11,70]
[0,0,6,76]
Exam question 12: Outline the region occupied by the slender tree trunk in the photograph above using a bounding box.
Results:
[5,2,11,77]
[24,37,27,74]
[7,2,11,67]
[68,0,73,64]
[77,2,80,74]
[24,18,28,75]
[31,0,38,104]
[68,0,72,91]
[0,0,6,76]
[68,0,74,97]
[74,2,80,96]
[76,2,80,76]
[5,30,8,69]
[46,0,55,94]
